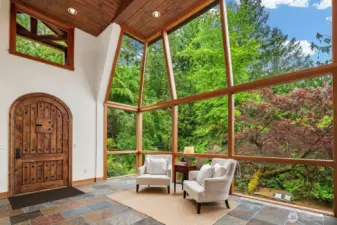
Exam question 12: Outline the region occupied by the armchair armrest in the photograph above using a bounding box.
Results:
[204,177,231,195]
[189,170,199,181]
[138,165,146,176]
[167,165,172,178]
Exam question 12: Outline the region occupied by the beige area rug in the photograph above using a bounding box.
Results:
[107,186,238,225]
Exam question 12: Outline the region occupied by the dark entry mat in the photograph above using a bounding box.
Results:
[9,187,85,209]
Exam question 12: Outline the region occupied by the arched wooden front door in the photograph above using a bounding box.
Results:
[9,93,72,196]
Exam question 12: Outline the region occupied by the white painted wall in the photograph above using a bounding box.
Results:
[0,0,120,192]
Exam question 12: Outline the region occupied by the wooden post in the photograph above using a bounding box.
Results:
[138,42,148,109]
[219,0,235,194]
[332,0,337,217]
[162,30,178,180]
[136,112,143,171]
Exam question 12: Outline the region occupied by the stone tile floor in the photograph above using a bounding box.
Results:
[0,176,336,225]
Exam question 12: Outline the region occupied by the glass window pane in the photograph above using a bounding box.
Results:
[143,108,172,151]
[235,161,333,212]
[15,11,67,66]
[109,35,144,105]
[235,75,333,159]
[107,108,136,151]
[16,36,65,65]
[107,154,136,178]
[169,4,227,98]
[142,39,171,106]
[178,96,228,154]
[227,0,332,85]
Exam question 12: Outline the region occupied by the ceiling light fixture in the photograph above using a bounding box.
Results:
[152,11,161,18]
[68,8,78,15]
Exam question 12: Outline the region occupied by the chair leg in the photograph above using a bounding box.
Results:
[225,199,230,209]
[197,203,201,214]
[136,184,139,193]
[167,185,170,194]
[183,191,187,199]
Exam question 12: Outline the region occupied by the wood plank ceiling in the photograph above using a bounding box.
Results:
[13,0,209,38]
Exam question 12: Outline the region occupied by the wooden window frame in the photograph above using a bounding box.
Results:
[103,0,337,217]
[9,2,75,71]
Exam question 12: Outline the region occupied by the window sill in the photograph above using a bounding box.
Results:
[9,50,75,71]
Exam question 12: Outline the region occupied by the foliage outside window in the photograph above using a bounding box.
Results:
[235,161,333,212]
[107,154,136,178]
[143,108,172,151]
[169,4,227,98]
[11,4,74,70]
[227,0,332,85]
[142,39,171,105]
[108,35,144,105]
[178,96,228,154]
[235,75,333,160]
[107,108,136,151]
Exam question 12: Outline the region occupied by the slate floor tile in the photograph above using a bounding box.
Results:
[10,210,43,225]
[41,204,70,216]
[0,217,10,225]
[131,217,164,225]
[247,218,276,225]
[214,215,248,225]
[228,202,261,221]
[324,215,337,225]
[254,206,290,225]
[0,209,23,219]
[22,202,54,213]
[56,216,90,225]
[105,204,130,216]
[82,208,114,223]
[0,200,9,207]
[285,211,324,225]
[61,206,91,220]
[87,201,113,211]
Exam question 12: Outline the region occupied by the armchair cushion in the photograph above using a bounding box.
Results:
[136,174,170,186]
[146,158,168,175]
[138,165,146,176]
[196,164,212,186]
[212,163,227,178]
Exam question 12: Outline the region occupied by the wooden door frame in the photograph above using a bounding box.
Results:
[8,92,73,197]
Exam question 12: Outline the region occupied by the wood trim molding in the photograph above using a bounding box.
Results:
[146,0,218,43]
[138,42,148,109]
[72,178,96,186]
[9,2,75,71]
[95,177,104,182]
[8,92,73,197]
[107,150,137,154]
[142,151,172,155]
[140,64,336,112]
[0,192,8,199]
[162,31,177,100]
[105,101,138,112]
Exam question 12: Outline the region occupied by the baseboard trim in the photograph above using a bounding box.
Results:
[72,177,105,186]
[95,177,104,182]
[0,192,8,199]
[72,178,96,186]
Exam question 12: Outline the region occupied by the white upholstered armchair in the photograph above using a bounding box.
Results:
[136,155,172,194]
[183,159,239,214]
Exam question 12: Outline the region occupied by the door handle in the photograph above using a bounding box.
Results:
[16,148,21,159]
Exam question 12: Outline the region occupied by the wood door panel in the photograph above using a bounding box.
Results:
[10,93,71,196]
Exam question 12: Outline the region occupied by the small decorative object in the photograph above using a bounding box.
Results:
[183,146,195,166]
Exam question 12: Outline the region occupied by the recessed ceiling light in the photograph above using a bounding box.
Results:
[68,8,77,15]
[152,11,161,18]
